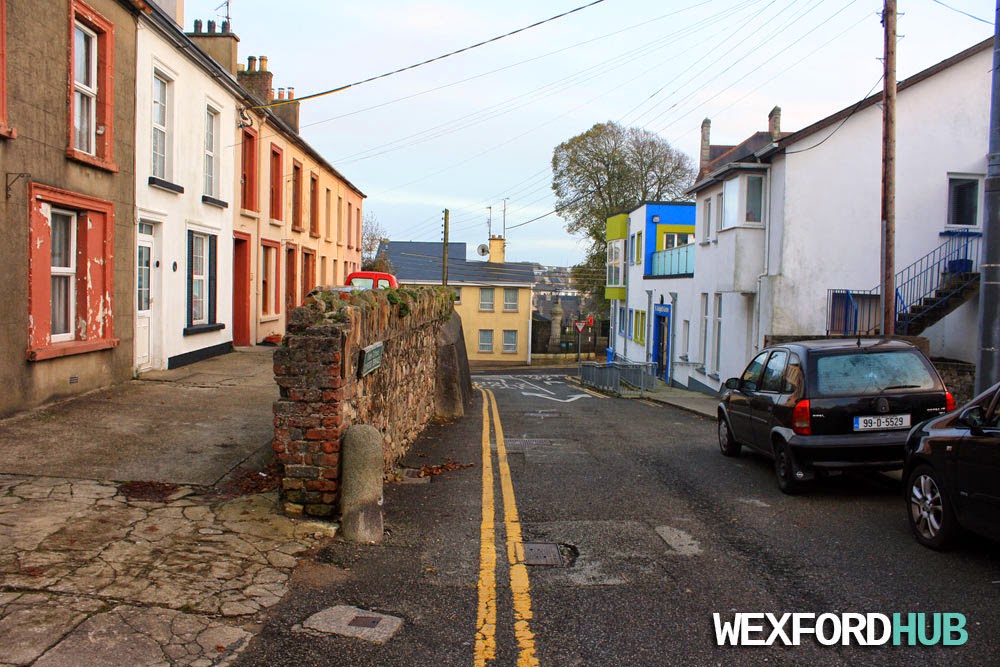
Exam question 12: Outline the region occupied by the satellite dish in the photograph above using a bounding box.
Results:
[477,244,490,257]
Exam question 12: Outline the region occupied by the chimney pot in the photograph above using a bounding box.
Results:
[260,55,268,72]
[237,63,245,72]
[268,88,274,101]
[221,20,230,33]
[207,20,216,33]
[288,87,295,100]
[247,55,257,72]
[278,88,285,100]
[193,19,203,33]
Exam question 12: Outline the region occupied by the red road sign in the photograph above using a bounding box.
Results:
[586,315,594,327]
[574,321,586,333]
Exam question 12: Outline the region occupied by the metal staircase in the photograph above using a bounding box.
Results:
[827,231,981,336]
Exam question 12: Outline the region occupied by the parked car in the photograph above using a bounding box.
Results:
[903,381,1000,549]
[345,271,398,289]
[717,339,954,494]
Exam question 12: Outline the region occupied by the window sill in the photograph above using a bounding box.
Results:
[291,226,305,233]
[698,241,711,247]
[240,208,260,219]
[310,232,321,239]
[67,149,119,173]
[27,337,119,362]
[148,176,184,194]
[269,218,284,227]
[260,315,280,323]
[479,309,495,313]
[0,124,17,140]
[202,195,229,209]
[503,309,519,313]
[939,228,982,237]
[695,365,706,374]
[478,350,494,354]
[708,372,720,380]
[183,323,226,336]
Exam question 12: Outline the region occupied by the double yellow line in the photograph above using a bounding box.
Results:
[474,386,539,667]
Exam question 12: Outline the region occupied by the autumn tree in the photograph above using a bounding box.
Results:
[551,121,696,309]
[361,212,393,272]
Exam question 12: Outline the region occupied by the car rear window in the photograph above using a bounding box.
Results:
[349,278,375,289]
[811,350,938,397]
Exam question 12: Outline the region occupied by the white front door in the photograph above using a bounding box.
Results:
[135,239,153,370]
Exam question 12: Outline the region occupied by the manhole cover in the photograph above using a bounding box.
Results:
[523,542,563,566]
[504,439,552,452]
[348,616,383,628]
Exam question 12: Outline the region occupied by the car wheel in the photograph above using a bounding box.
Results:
[906,464,958,549]
[773,440,804,494]
[718,417,741,457]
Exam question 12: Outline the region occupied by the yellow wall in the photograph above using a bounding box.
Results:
[453,285,531,364]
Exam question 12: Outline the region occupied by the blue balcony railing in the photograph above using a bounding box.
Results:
[649,244,694,277]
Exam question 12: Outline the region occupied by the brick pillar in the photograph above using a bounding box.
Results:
[272,313,347,518]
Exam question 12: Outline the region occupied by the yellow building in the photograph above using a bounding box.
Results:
[382,237,534,365]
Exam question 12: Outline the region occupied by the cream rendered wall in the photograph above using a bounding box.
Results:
[135,21,237,369]
[457,284,532,364]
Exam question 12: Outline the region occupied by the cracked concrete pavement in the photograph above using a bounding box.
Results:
[0,348,340,666]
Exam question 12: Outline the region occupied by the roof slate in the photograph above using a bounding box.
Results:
[380,241,535,285]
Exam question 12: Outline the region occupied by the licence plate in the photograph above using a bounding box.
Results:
[853,414,911,431]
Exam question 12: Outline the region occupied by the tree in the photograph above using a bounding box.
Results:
[361,212,393,272]
[551,121,696,309]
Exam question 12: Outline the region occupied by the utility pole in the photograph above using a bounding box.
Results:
[487,206,492,238]
[502,198,508,237]
[880,0,897,338]
[442,209,449,286]
[978,1,1000,393]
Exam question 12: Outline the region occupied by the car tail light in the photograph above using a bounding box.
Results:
[945,391,956,412]
[792,399,811,435]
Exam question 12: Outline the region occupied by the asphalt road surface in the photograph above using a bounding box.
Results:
[235,369,1000,667]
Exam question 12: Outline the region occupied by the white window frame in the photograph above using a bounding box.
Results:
[151,71,170,179]
[745,174,765,223]
[628,309,634,340]
[946,174,983,228]
[454,287,462,304]
[204,106,220,197]
[479,287,495,312]
[73,22,98,155]
[503,288,518,312]
[502,329,517,353]
[50,208,78,342]
[681,319,690,359]
[190,233,208,325]
[715,193,724,235]
[478,329,494,353]
[699,293,709,365]
[607,239,624,287]
[635,231,643,266]
[702,198,712,241]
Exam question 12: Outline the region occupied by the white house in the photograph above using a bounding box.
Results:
[133,5,241,370]
[655,39,990,394]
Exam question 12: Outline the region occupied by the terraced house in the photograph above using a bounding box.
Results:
[1,0,139,416]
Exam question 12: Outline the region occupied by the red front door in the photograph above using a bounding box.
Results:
[232,233,251,346]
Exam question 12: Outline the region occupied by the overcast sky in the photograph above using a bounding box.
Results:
[183,0,995,267]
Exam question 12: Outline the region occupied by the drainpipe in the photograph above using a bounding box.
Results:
[754,167,773,353]
[669,291,678,386]
[526,294,532,367]
[645,289,653,364]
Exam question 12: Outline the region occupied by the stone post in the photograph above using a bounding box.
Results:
[340,425,384,543]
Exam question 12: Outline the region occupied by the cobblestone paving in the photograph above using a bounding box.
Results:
[0,475,336,666]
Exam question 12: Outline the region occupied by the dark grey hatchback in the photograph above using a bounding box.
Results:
[717,339,954,493]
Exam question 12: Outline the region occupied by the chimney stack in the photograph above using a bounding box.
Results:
[488,235,506,264]
[768,106,781,141]
[699,118,712,173]
[189,17,241,74]
[237,54,274,104]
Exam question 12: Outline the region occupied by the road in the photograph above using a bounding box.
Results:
[235,369,1000,666]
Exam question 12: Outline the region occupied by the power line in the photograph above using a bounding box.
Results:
[256,0,611,109]
[929,0,992,24]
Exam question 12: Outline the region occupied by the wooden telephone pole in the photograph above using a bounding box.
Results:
[442,209,449,286]
[880,0,897,337]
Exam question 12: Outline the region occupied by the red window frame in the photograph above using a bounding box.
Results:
[27,183,118,361]
[309,173,320,237]
[261,239,281,315]
[291,160,303,231]
[301,248,316,302]
[269,144,283,221]
[240,127,259,211]
[67,0,116,171]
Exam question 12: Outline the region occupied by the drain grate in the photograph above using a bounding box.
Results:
[504,439,552,452]
[348,616,383,629]
[522,542,564,566]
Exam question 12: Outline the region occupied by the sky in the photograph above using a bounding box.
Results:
[182,0,996,267]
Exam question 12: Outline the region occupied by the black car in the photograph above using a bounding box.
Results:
[903,381,1000,549]
[718,339,954,493]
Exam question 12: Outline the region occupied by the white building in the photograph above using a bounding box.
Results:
[651,39,990,394]
[133,6,241,370]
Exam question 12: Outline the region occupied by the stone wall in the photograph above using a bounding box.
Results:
[272,287,465,518]
[934,360,976,406]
